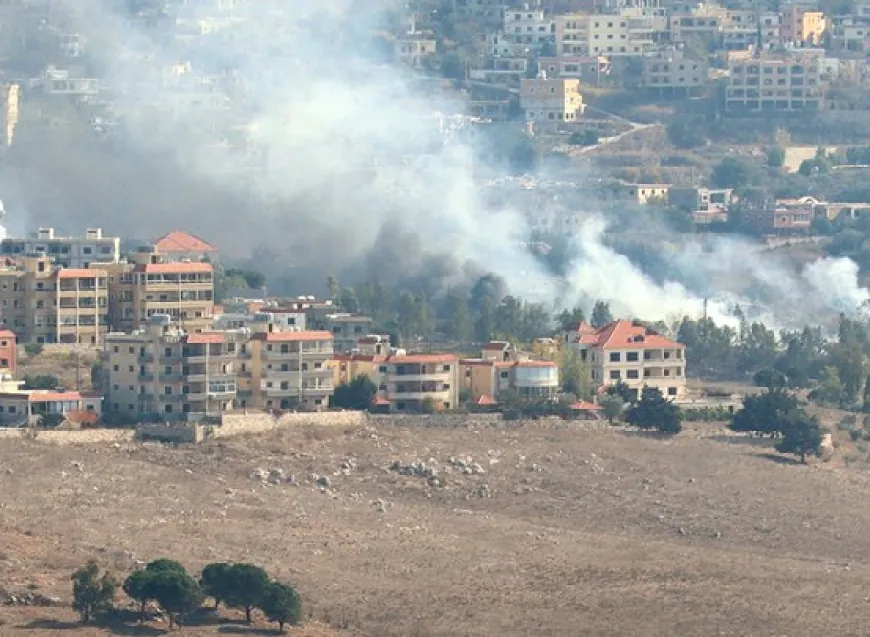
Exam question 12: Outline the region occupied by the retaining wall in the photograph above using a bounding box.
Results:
[201,410,368,440]
[0,428,135,445]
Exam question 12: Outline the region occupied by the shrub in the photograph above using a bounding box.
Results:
[24,342,44,357]
[71,561,116,623]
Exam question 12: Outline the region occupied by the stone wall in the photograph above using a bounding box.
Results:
[0,428,135,445]
[369,413,504,428]
[136,423,201,444]
[201,410,368,440]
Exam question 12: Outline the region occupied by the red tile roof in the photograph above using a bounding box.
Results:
[184,333,225,345]
[476,394,497,406]
[372,395,391,406]
[153,231,216,253]
[256,330,333,342]
[28,391,83,403]
[55,269,105,278]
[134,262,213,274]
[0,330,16,340]
[569,320,683,350]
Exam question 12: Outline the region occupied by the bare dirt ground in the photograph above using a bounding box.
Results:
[3,418,870,636]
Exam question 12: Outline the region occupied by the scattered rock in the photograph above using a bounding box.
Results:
[677,527,686,536]
[314,475,331,490]
[248,467,267,481]
[390,460,438,479]
[0,590,63,607]
[373,498,388,513]
[268,468,287,485]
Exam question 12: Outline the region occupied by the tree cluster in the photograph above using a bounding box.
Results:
[72,559,302,632]
[331,375,378,410]
[729,387,824,463]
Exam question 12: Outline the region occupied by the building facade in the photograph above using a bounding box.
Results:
[0,256,109,344]
[567,320,686,399]
[520,77,586,125]
[0,228,120,268]
[725,50,823,113]
[642,50,707,96]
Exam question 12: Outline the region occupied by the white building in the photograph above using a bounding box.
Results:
[0,228,120,269]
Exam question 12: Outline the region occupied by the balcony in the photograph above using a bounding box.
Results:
[388,372,450,382]
[388,390,450,401]
[138,373,154,382]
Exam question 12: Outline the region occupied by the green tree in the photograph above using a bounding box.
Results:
[737,322,778,373]
[71,561,116,623]
[556,306,585,331]
[199,562,233,610]
[225,563,271,624]
[123,570,153,622]
[24,342,44,357]
[421,395,439,413]
[259,582,303,632]
[775,411,823,463]
[149,569,203,629]
[590,300,613,328]
[729,387,798,436]
[145,559,187,575]
[712,157,755,189]
[600,395,624,424]
[559,347,592,398]
[753,368,787,389]
[626,386,682,434]
[767,146,785,168]
[827,344,865,405]
[223,267,266,290]
[863,374,870,413]
[338,287,360,313]
[809,365,843,406]
[22,374,60,389]
[445,292,473,342]
[331,375,378,410]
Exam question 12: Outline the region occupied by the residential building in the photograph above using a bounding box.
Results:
[503,6,555,51]
[588,12,656,56]
[519,77,586,127]
[725,49,823,113]
[567,319,687,400]
[99,246,214,334]
[38,66,99,97]
[152,230,217,263]
[771,198,814,232]
[395,31,438,68]
[0,228,120,268]
[103,314,243,421]
[0,256,109,344]
[538,56,612,84]
[245,323,334,410]
[670,4,726,43]
[320,313,374,354]
[611,182,670,204]
[381,354,459,412]
[0,83,19,147]
[826,16,870,53]
[641,50,707,96]
[554,13,591,56]
[669,186,735,223]
[780,8,826,45]
[460,357,560,402]
[453,0,509,20]
[0,383,102,427]
[470,57,530,85]
[0,330,16,375]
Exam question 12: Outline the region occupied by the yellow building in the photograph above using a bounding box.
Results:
[98,246,215,334]
[781,8,826,45]
[460,359,559,402]
[0,256,108,344]
[726,50,823,113]
[246,327,334,410]
[519,77,585,126]
[566,320,686,400]
[382,354,459,412]
[104,315,243,421]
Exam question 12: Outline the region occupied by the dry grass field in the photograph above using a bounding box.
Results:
[2,418,870,636]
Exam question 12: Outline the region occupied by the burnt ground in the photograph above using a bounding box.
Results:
[1,419,870,636]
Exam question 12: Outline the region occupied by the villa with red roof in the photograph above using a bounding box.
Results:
[152,231,217,263]
[566,320,686,400]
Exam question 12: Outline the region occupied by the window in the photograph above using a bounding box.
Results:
[164,386,172,395]
[500,371,509,379]
[668,387,678,396]
[609,370,621,380]
[164,365,172,374]
[626,352,639,362]
[113,365,119,372]
[609,352,620,362]
[626,370,639,379]
[164,347,172,357]
[443,365,451,372]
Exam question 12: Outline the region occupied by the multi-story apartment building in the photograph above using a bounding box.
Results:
[503,6,554,51]
[244,322,335,410]
[566,319,686,400]
[453,0,509,20]
[538,55,611,84]
[0,256,108,344]
[320,313,374,354]
[460,354,560,402]
[826,16,870,53]
[554,13,591,55]
[642,49,707,95]
[99,246,214,334]
[669,186,735,223]
[780,8,826,45]
[669,3,726,43]
[588,13,657,56]
[394,31,438,68]
[0,329,16,375]
[381,354,459,412]
[520,77,586,126]
[0,228,120,268]
[725,50,823,113]
[104,314,243,421]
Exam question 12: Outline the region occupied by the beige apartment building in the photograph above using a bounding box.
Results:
[566,320,686,400]
[726,50,823,113]
[243,326,335,410]
[99,246,214,334]
[104,315,242,421]
[642,50,707,96]
[0,256,108,344]
[555,13,591,56]
[520,77,586,127]
[381,354,459,412]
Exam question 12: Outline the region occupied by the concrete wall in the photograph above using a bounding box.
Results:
[136,423,201,443]
[0,428,135,444]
